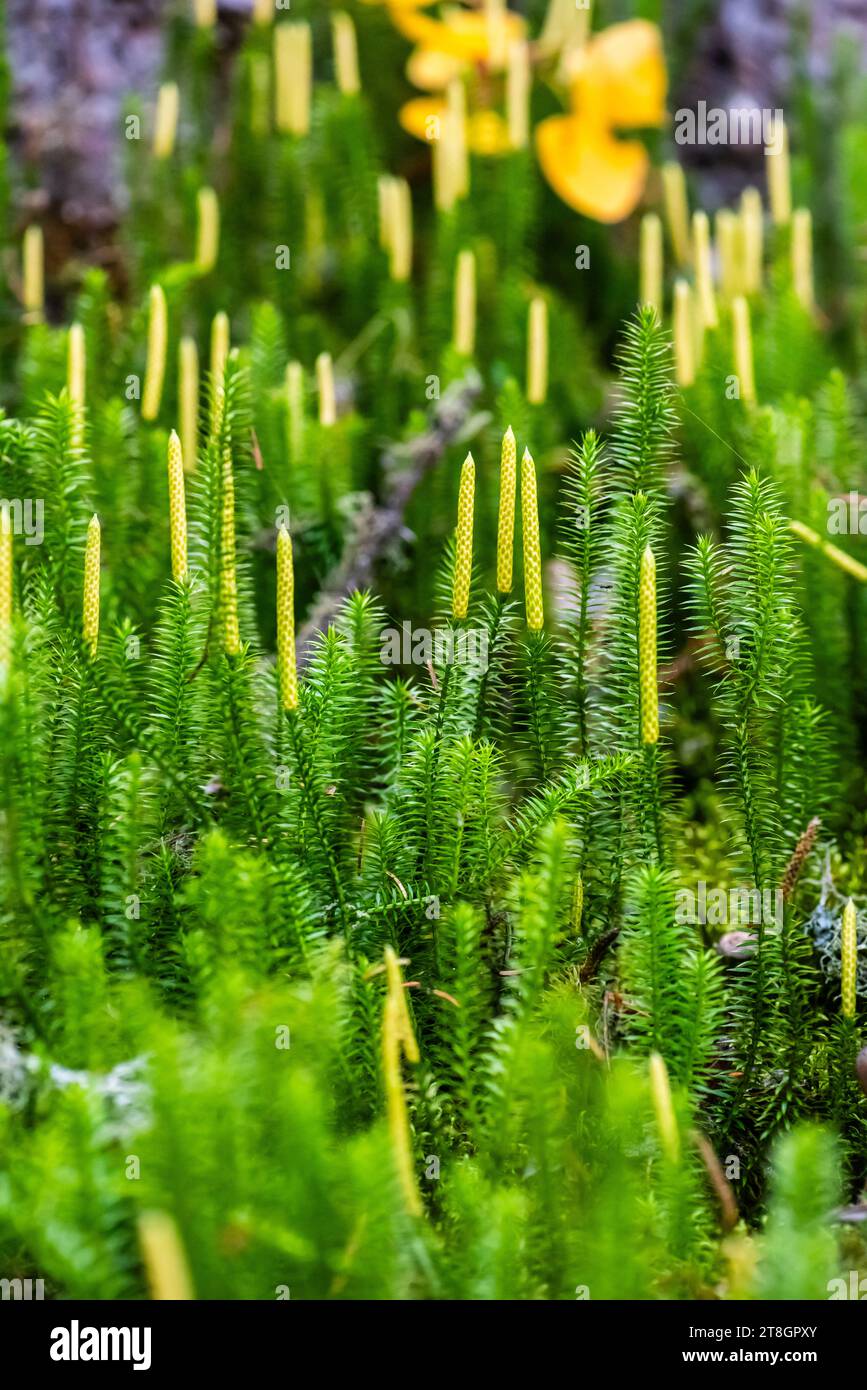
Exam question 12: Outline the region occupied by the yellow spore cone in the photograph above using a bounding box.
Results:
[220,422,241,656]
[382,946,423,1218]
[639,212,663,314]
[496,426,517,594]
[275,22,312,136]
[153,82,179,159]
[672,279,696,388]
[22,225,44,322]
[767,117,791,226]
[446,79,469,201]
[316,352,337,427]
[715,208,740,300]
[740,186,764,293]
[842,897,857,1020]
[332,12,360,96]
[286,360,305,460]
[83,514,101,658]
[453,249,476,357]
[195,186,220,273]
[388,178,413,283]
[167,431,188,583]
[68,322,86,443]
[521,447,544,632]
[639,544,658,745]
[649,1052,680,1163]
[137,1211,194,1300]
[68,322,86,407]
[661,161,690,267]
[384,945,419,1064]
[433,86,469,214]
[452,453,475,620]
[142,284,168,422]
[179,336,199,475]
[526,297,549,405]
[506,39,530,150]
[692,211,718,329]
[276,524,298,713]
[732,295,756,405]
[210,311,230,395]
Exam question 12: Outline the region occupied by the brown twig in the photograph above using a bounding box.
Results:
[691,1129,739,1231]
[578,926,621,983]
[780,817,821,902]
[296,370,484,666]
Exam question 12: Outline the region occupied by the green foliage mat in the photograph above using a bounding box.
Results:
[2,2,867,1301]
